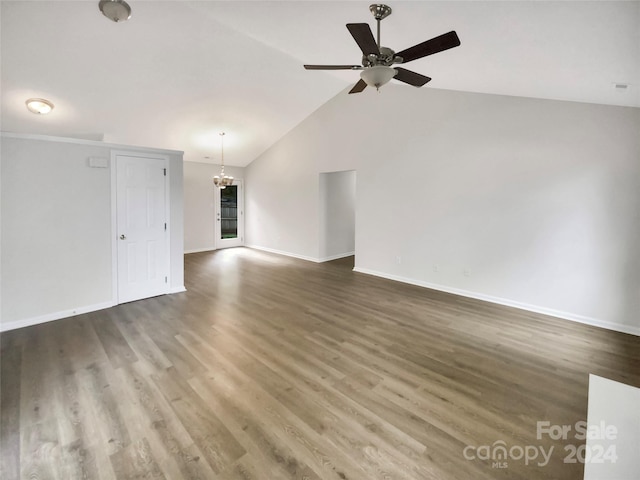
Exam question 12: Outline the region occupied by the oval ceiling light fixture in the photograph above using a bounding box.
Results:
[25,98,54,115]
[99,0,131,23]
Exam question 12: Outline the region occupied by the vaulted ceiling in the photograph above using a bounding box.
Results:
[2,1,639,166]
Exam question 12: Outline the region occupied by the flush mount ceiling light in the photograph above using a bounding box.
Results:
[99,0,131,23]
[25,98,54,115]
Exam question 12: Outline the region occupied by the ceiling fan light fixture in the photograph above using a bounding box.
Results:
[361,65,397,90]
[99,0,132,23]
[25,98,54,115]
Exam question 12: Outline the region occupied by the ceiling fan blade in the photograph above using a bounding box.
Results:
[393,67,431,87]
[346,23,380,56]
[348,79,368,94]
[304,65,362,70]
[396,31,460,64]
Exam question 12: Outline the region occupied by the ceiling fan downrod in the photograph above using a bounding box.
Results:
[370,4,392,49]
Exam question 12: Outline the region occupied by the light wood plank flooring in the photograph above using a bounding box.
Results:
[2,248,639,479]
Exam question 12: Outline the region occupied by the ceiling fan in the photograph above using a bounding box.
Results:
[304,4,460,94]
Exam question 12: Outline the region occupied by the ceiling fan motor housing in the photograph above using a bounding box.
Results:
[362,47,400,67]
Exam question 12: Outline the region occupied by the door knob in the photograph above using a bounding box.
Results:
[120,234,126,240]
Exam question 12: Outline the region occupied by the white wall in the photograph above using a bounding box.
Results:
[0,133,184,330]
[245,86,640,335]
[183,161,244,253]
[168,153,185,292]
[319,170,356,261]
[245,137,321,261]
[585,375,640,480]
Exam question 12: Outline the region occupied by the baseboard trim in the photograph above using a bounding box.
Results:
[0,301,116,332]
[352,267,640,337]
[184,247,216,254]
[318,251,355,263]
[247,245,355,264]
[0,287,189,333]
[246,245,321,263]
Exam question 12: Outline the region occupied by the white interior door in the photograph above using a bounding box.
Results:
[215,180,244,249]
[116,155,169,303]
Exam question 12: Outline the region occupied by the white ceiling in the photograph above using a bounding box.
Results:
[2,1,639,167]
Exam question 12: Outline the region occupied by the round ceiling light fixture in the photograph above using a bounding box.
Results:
[25,98,54,115]
[99,0,132,23]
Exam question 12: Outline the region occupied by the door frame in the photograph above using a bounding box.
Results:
[214,179,244,249]
[110,150,171,305]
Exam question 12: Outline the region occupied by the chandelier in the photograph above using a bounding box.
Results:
[213,132,234,189]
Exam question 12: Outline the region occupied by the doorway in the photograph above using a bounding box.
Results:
[215,180,244,249]
[319,170,356,261]
[116,154,170,303]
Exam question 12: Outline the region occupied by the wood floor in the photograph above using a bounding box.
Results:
[2,248,639,480]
